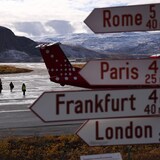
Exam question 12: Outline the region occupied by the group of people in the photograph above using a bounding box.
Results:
[0,79,26,96]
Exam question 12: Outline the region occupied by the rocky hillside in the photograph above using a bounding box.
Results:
[0,26,41,62]
[1,26,159,62]
[60,43,108,60]
[41,32,160,59]
[0,26,108,62]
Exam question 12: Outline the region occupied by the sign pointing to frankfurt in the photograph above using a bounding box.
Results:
[30,89,160,123]
[84,3,160,33]
[76,117,160,146]
[79,59,160,86]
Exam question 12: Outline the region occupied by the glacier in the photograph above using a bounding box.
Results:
[36,32,160,59]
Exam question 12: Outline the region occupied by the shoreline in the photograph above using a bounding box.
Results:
[0,65,33,74]
[0,62,85,74]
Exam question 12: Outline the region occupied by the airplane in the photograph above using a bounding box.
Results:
[37,42,92,88]
[150,53,160,59]
[38,42,160,89]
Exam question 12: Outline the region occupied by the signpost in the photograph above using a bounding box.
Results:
[30,3,160,153]
[76,117,160,146]
[30,89,160,123]
[79,59,160,86]
[84,3,160,33]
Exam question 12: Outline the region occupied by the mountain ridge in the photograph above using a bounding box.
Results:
[0,26,109,62]
[0,26,41,62]
[40,32,160,59]
[0,26,160,62]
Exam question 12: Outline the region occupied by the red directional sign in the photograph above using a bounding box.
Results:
[79,59,160,86]
[84,3,160,33]
[30,89,160,123]
[76,117,160,146]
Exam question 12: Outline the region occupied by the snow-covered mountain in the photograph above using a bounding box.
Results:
[38,32,160,59]
[0,25,160,62]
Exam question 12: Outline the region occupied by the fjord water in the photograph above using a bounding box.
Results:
[0,63,83,136]
[0,63,78,106]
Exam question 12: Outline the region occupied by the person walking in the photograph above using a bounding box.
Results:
[9,82,14,92]
[22,83,26,96]
[0,79,2,94]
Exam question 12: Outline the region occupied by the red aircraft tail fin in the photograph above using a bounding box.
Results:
[38,42,87,87]
[150,54,160,59]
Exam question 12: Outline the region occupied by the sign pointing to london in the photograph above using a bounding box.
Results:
[76,117,160,146]
[30,89,160,123]
[84,3,160,33]
[79,59,160,86]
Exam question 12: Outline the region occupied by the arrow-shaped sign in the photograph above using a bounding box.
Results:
[84,3,160,33]
[30,89,160,123]
[79,59,160,86]
[76,117,160,146]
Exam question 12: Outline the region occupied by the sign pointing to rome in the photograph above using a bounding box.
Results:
[76,117,160,146]
[84,3,160,33]
[79,59,160,86]
[30,89,160,123]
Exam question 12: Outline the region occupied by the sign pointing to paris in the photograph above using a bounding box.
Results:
[30,89,160,123]
[84,3,160,33]
[76,117,160,146]
[79,59,160,86]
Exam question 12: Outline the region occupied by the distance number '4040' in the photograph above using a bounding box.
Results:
[144,90,160,115]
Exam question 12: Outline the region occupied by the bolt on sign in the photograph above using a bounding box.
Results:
[84,3,160,33]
